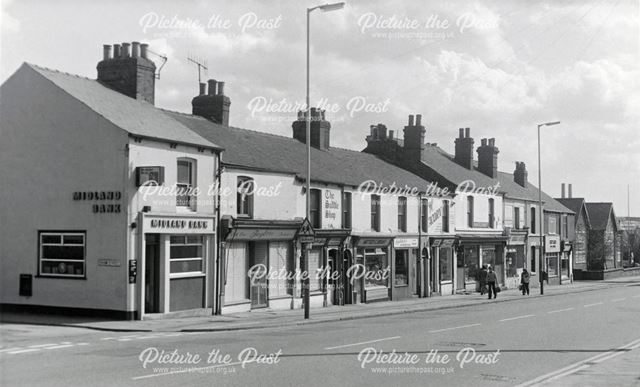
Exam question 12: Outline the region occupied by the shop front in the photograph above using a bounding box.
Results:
[139,213,216,317]
[221,219,301,314]
[561,241,573,283]
[505,231,527,289]
[352,237,392,303]
[392,237,420,301]
[430,237,456,296]
[545,235,561,285]
[311,230,351,306]
[456,235,508,292]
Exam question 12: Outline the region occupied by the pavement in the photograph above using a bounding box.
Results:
[2,276,639,334]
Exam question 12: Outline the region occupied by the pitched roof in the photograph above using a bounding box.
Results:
[166,111,438,191]
[420,145,572,213]
[585,202,616,230]
[24,63,222,150]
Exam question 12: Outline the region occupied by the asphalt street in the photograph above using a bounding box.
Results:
[1,282,639,387]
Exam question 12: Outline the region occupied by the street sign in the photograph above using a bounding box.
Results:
[297,218,315,244]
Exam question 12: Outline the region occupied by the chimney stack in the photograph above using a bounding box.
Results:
[97,41,156,105]
[403,113,426,162]
[477,137,499,178]
[561,183,566,198]
[292,108,331,150]
[198,82,206,96]
[454,127,474,169]
[131,41,140,57]
[192,78,231,126]
[568,184,573,198]
[140,43,148,59]
[514,161,528,188]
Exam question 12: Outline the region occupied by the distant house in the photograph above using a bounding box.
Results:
[584,203,619,270]
[556,197,591,273]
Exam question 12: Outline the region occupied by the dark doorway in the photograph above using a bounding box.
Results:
[342,249,353,304]
[144,234,160,313]
[250,242,269,308]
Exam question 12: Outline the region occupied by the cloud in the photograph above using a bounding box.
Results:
[1,0,20,34]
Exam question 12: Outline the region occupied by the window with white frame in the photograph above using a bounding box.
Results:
[177,159,195,208]
[170,235,205,276]
[39,232,86,278]
[237,176,254,217]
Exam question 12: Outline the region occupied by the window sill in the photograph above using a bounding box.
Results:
[169,273,205,279]
[394,284,409,288]
[36,274,86,280]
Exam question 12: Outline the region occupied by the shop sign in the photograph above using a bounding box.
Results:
[326,237,343,246]
[509,235,526,245]
[143,215,215,234]
[545,235,561,253]
[441,239,454,248]
[73,190,122,214]
[98,259,121,267]
[136,166,164,186]
[529,238,541,247]
[322,190,340,228]
[356,238,390,247]
[229,228,296,241]
[431,239,442,247]
[394,238,419,248]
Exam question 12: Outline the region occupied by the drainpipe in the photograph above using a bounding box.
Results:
[214,155,224,315]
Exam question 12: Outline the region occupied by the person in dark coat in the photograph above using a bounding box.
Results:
[486,267,498,299]
[520,268,531,295]
[478,265,488,295]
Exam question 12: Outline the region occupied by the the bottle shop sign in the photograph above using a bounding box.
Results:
[143,215,215,234]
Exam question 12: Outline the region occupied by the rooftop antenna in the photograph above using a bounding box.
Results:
[187,54,208,85]
[145,48,168,79]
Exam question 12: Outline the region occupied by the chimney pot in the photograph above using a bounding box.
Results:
[140,43,149,59]
[561,183,566,198]
[121,42,131,58]
[459,128,464,138]
[103,45,112,60]
[217,81,225,96]
[489,138,495,146]
[416,114,422,126]
[131,41,140,57]
[207,79,217,96]
[465,127,470,138]
[568,184,573,198]
[408,115,414,126]
[389,130,394,139]
[199,82,206,96]
[113,44,121,58]
[481,138,487,146]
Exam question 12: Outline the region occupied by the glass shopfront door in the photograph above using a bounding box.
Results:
[250,242,269,308]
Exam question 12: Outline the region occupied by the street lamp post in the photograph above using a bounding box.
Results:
[304,2,345,319]
[537,121,560,295]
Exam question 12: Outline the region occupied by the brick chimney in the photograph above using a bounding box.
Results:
[292,108,331,150]
[191,79,231,126]
[97,42,156,104]
[477,137,499,178]
[514,161,528,187]
[454,128,474,169]
[403,114,426,162]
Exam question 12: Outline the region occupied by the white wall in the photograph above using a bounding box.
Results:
[454,190,503,233]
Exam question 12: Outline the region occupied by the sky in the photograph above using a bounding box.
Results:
[2,0,639,216]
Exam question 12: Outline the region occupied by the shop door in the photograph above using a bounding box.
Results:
[412,250,419,296]
[328,249,339,305]
[343,250,353,304]
[144,234,160,314]
[250,242,269,308]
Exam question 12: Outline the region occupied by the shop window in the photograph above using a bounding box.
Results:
[177,158,195,208]
[237,177,254,218]
[531,207,536,233]
[420,199,428,232]
[546,253,558,277]
[398,196,407,232]
[514,207,520,230]
[310,189,321,229]
[364,248,388,288]
[371,195,380,232]
[269,241,291,297]
[225,242,249,302]
[342,192,352,229]
[395,250,408,286]
[467,196,474,228]
[488,198,495,228]
[39,232,85,278]
[442,201,450,233]
[308,248,323,291]
[439,248,453,282]
[169,235,204,276]
[462,246,479,282]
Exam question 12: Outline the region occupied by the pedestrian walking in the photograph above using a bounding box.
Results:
[520,268,530,295]
[478,264,488,295]
[487,267,498,299]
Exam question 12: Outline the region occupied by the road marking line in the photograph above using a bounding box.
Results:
[515,337,640,387]
[547,308,574,314]
[499,314,534,322]
[611,298,626,302]
[324,336,401,350]
[132,360,245,380]
[28,343,59,348]
[584,302,603,307]
[0,348,23,353]
[429,323,481,333]
[77,343,89,346]
[8,348,41,354]
[632,295,640,298]
[44,344,74,350]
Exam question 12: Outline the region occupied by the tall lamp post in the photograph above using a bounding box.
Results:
[537,121,560,295]
[304,2,345,319]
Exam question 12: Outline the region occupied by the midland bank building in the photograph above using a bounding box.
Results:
[0,42,223,319]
